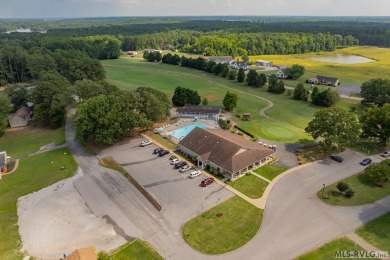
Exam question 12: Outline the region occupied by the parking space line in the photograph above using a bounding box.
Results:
[203,183,220,192]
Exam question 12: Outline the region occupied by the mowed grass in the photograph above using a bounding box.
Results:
[228,174,268,199]
[0,127,65,158]
[111,239,163,260]
[356,212,390,251]
[0,148,77,260]
[319,173,390,206]
[296,237,365,260]
[102,58,312,142]
[182,196,262,254]
[145,132,176,150]
[254,165,288,181]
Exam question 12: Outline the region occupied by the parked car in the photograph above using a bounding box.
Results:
[360,158,372,166]
[179,165,191,173]
[140,140,152,147]
[170,158,180,165]
[189,171,201,179]
[169,155,178,161]
[153,148,164,154]
[201,178,215,187]
[158,150,169,157]
[175,161,187,169]
[330,155,344,162]
[380,151,390,158]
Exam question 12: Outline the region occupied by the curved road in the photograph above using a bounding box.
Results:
[66,110,390,259]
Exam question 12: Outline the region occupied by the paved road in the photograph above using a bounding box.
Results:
[66,111,390,259]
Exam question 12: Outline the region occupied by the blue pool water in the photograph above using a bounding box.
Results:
[171,123,207,140]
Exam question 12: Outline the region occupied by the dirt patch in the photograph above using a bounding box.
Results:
[205,95,219,102]
[17,171,126,259]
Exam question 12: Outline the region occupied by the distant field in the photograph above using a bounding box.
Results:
[250,46,390,86]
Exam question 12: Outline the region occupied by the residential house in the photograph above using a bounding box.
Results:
[256,60,273,67]
[0,151,8,175]
[176,105,221,120]
[127,51,138,56]
[178,127,275,180]
[206,56,234,65]
[9,107,32,128]
[65,247,97,260]
[308,75,339,87]
[276,66,289,79]
[231,61,248,70]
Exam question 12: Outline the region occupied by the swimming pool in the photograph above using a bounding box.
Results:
[171,123,207,140]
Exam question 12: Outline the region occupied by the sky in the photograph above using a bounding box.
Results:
[0,0,389,19]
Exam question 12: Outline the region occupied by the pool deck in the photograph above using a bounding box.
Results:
[159,118,219,143]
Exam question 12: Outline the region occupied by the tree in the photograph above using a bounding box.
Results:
[360,104,390,146]
[312,88,340,107]
[287,64,305,80]
[246,69,258,86]
[237,68,245,83]
[360,78,390,106]
[267,74,278,92]
[221,64,229,78]
[305,107,360,150]
[135,87,171,122]
[202,97,209,106]
[293,83,309,101]
[241,54,249,63]
[336,182,349,193]
[311,86,319,102]
[223,91,238,111]
[228,70,237,80]
[269,79,285,94]
[256,73,267,88]
[32,71,73,127]
[172,86,201,107]
[0,93,11,136]
[76,91,152,144]
[364,161,390,187]
[5,84,30,112]
[74,80,119,101]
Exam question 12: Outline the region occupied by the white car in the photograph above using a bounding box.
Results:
[170,158,180,164]
[140,140,152,147]
[189,171,201,179]
[380,151,390,158]
[179,165,191,173]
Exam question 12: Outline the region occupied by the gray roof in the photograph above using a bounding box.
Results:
[178,128,274,173]
[10,107,31,120]
[0,152,7,167]
[316,75,339,84]
[176,105,221,114]
[207,56,234,64]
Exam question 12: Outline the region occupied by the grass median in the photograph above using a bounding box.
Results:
[318,173,390,206]
[110,239,163,260]
[254,165,287,181]
[0,148,77,260]
[182,196,262,254]
[228,173,268,199]
[356,212,390,251]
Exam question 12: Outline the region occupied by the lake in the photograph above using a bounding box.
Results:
[308,54,374,64]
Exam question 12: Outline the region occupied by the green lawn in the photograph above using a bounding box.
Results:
[296,238,365,260]
[182,196,262,254]
[102,58,312,143]
[110,239,163,260]
[254,165,288,181]
[356,212,390,251]
[319,173,390,206]
[228,174,268,199]
[145,132,176,150]
[0,148,77,260]
[0,127,65,158]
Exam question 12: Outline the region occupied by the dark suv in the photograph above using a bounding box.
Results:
[201,178,215,187]
[174,161,187,169]
[153,148,164,154]
[158,149,169,157]
[330,155,343,162]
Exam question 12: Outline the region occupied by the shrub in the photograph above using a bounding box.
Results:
[345,189,355,198]
[251,137,258,142]
[235,114,241,118]
[286,89,293,96]
[230,130,236,134]
[336,182,349,193]
[238,132,244,136]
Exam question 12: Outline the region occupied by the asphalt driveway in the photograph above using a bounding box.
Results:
[98,138,233,229]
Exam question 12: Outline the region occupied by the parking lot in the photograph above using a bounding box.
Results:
[98,137,233,227]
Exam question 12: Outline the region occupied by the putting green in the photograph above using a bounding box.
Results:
[263,126,296,139]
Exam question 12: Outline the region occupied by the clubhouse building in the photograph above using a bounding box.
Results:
[178,127,275,180]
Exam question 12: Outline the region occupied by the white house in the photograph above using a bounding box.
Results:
[256,60,273,67]
[276,66,289,79]
[231,61,248,70]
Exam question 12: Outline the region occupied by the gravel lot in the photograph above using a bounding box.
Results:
[17,170,127,259]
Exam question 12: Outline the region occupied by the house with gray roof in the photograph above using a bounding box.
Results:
[206,56,234,65]
[308,75,339,87]
[178,127,275,180]
[9,107,32,128]
[176,105,221,120]
[231,61,248,70]
[276,66,289,79]
[256,60,273,67]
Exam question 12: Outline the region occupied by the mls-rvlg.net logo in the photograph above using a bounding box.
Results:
[334,250,389,258]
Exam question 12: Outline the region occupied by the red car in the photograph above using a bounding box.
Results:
[201,178,215,187]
